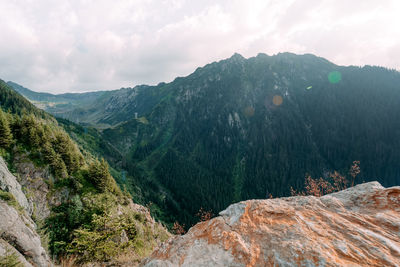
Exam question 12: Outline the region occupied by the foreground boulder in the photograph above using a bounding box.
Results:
[142,182,400,266]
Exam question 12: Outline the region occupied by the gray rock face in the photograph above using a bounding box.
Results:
[12,154,70,222]
[0,200,52,266]
[0,156,52,266]
[15,159,53,221]
[0,157,32,214]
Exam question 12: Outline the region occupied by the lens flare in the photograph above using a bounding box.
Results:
[306,86,312,90]
[328,71,342,84]
[272,95,283,106]
[243,106,255,117]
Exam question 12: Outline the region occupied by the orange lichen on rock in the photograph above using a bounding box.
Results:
[142,182,400,267]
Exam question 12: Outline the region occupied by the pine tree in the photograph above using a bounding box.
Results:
[53,131,83,174]
[0,110,13,148]
[88,158,116,193]
[42,141,68,178]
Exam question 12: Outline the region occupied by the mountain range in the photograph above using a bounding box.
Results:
[8,52,400,227]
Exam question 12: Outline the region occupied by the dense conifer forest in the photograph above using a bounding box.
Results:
[0,80,169,265]
[7,53,400,228]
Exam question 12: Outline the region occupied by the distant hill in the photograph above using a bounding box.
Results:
[7,81,107,122]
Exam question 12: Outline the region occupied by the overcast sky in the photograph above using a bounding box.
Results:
[0,0,399,93]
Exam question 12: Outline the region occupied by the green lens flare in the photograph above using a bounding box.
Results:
[328,71,342,84]
[306,86,312,90]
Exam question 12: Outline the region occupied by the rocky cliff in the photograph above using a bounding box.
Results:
[0,154,170,267]
[0,157,31,214]
[0,157,52,266]
[143,182,400,267]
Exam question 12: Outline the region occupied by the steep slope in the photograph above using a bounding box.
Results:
[98,53,400,226]
[143,182,400,266]
[8,53,400,229]
[0,157,51,266]
[0,79,170,266]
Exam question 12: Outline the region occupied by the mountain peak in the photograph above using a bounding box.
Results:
[229,52,245,61]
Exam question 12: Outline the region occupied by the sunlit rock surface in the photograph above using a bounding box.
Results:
[142,182,400,267]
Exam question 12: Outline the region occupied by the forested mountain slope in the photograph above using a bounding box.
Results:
[10,53,400,228]
[0,80,169,266]
[102,53,400,227]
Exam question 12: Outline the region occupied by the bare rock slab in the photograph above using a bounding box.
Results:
[142,182,400,267]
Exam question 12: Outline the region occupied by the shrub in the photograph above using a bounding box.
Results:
[291,171,348,197]
[196,207,213,222]
[88,159,120,194]
[0,190,19,209]
[68,199,154,263]
[45,195,86,257]
[0,248,23,267]
[172,221,186,235]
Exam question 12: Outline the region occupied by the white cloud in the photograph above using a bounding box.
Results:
[0,0,399,93]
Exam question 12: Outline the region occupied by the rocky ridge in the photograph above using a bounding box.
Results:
[143,182,400,266]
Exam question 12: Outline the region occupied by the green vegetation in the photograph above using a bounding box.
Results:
[0,248,23,267]
[0,110,12,149]
[8,54,400,231]
[97,53,400,228]
[55,118,145,204]
[45,189,169,264]
[0,81,169,264]
[0,80,50,119]
[7,81,106,117]
[10,113,84,178]
[0,190,19,209]
[68,194,168,263]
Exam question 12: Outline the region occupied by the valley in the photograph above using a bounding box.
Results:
[9,52,400,228]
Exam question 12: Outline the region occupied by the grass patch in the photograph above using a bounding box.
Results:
[0,189,25,214]
[0,190,18,208]
[0,248,23,267]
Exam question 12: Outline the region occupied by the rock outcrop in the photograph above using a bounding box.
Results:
[0,200,52,266]
[142,182,400,267]
[0,156,52,266]
[0,157,31,214]
[13,154,69,222]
